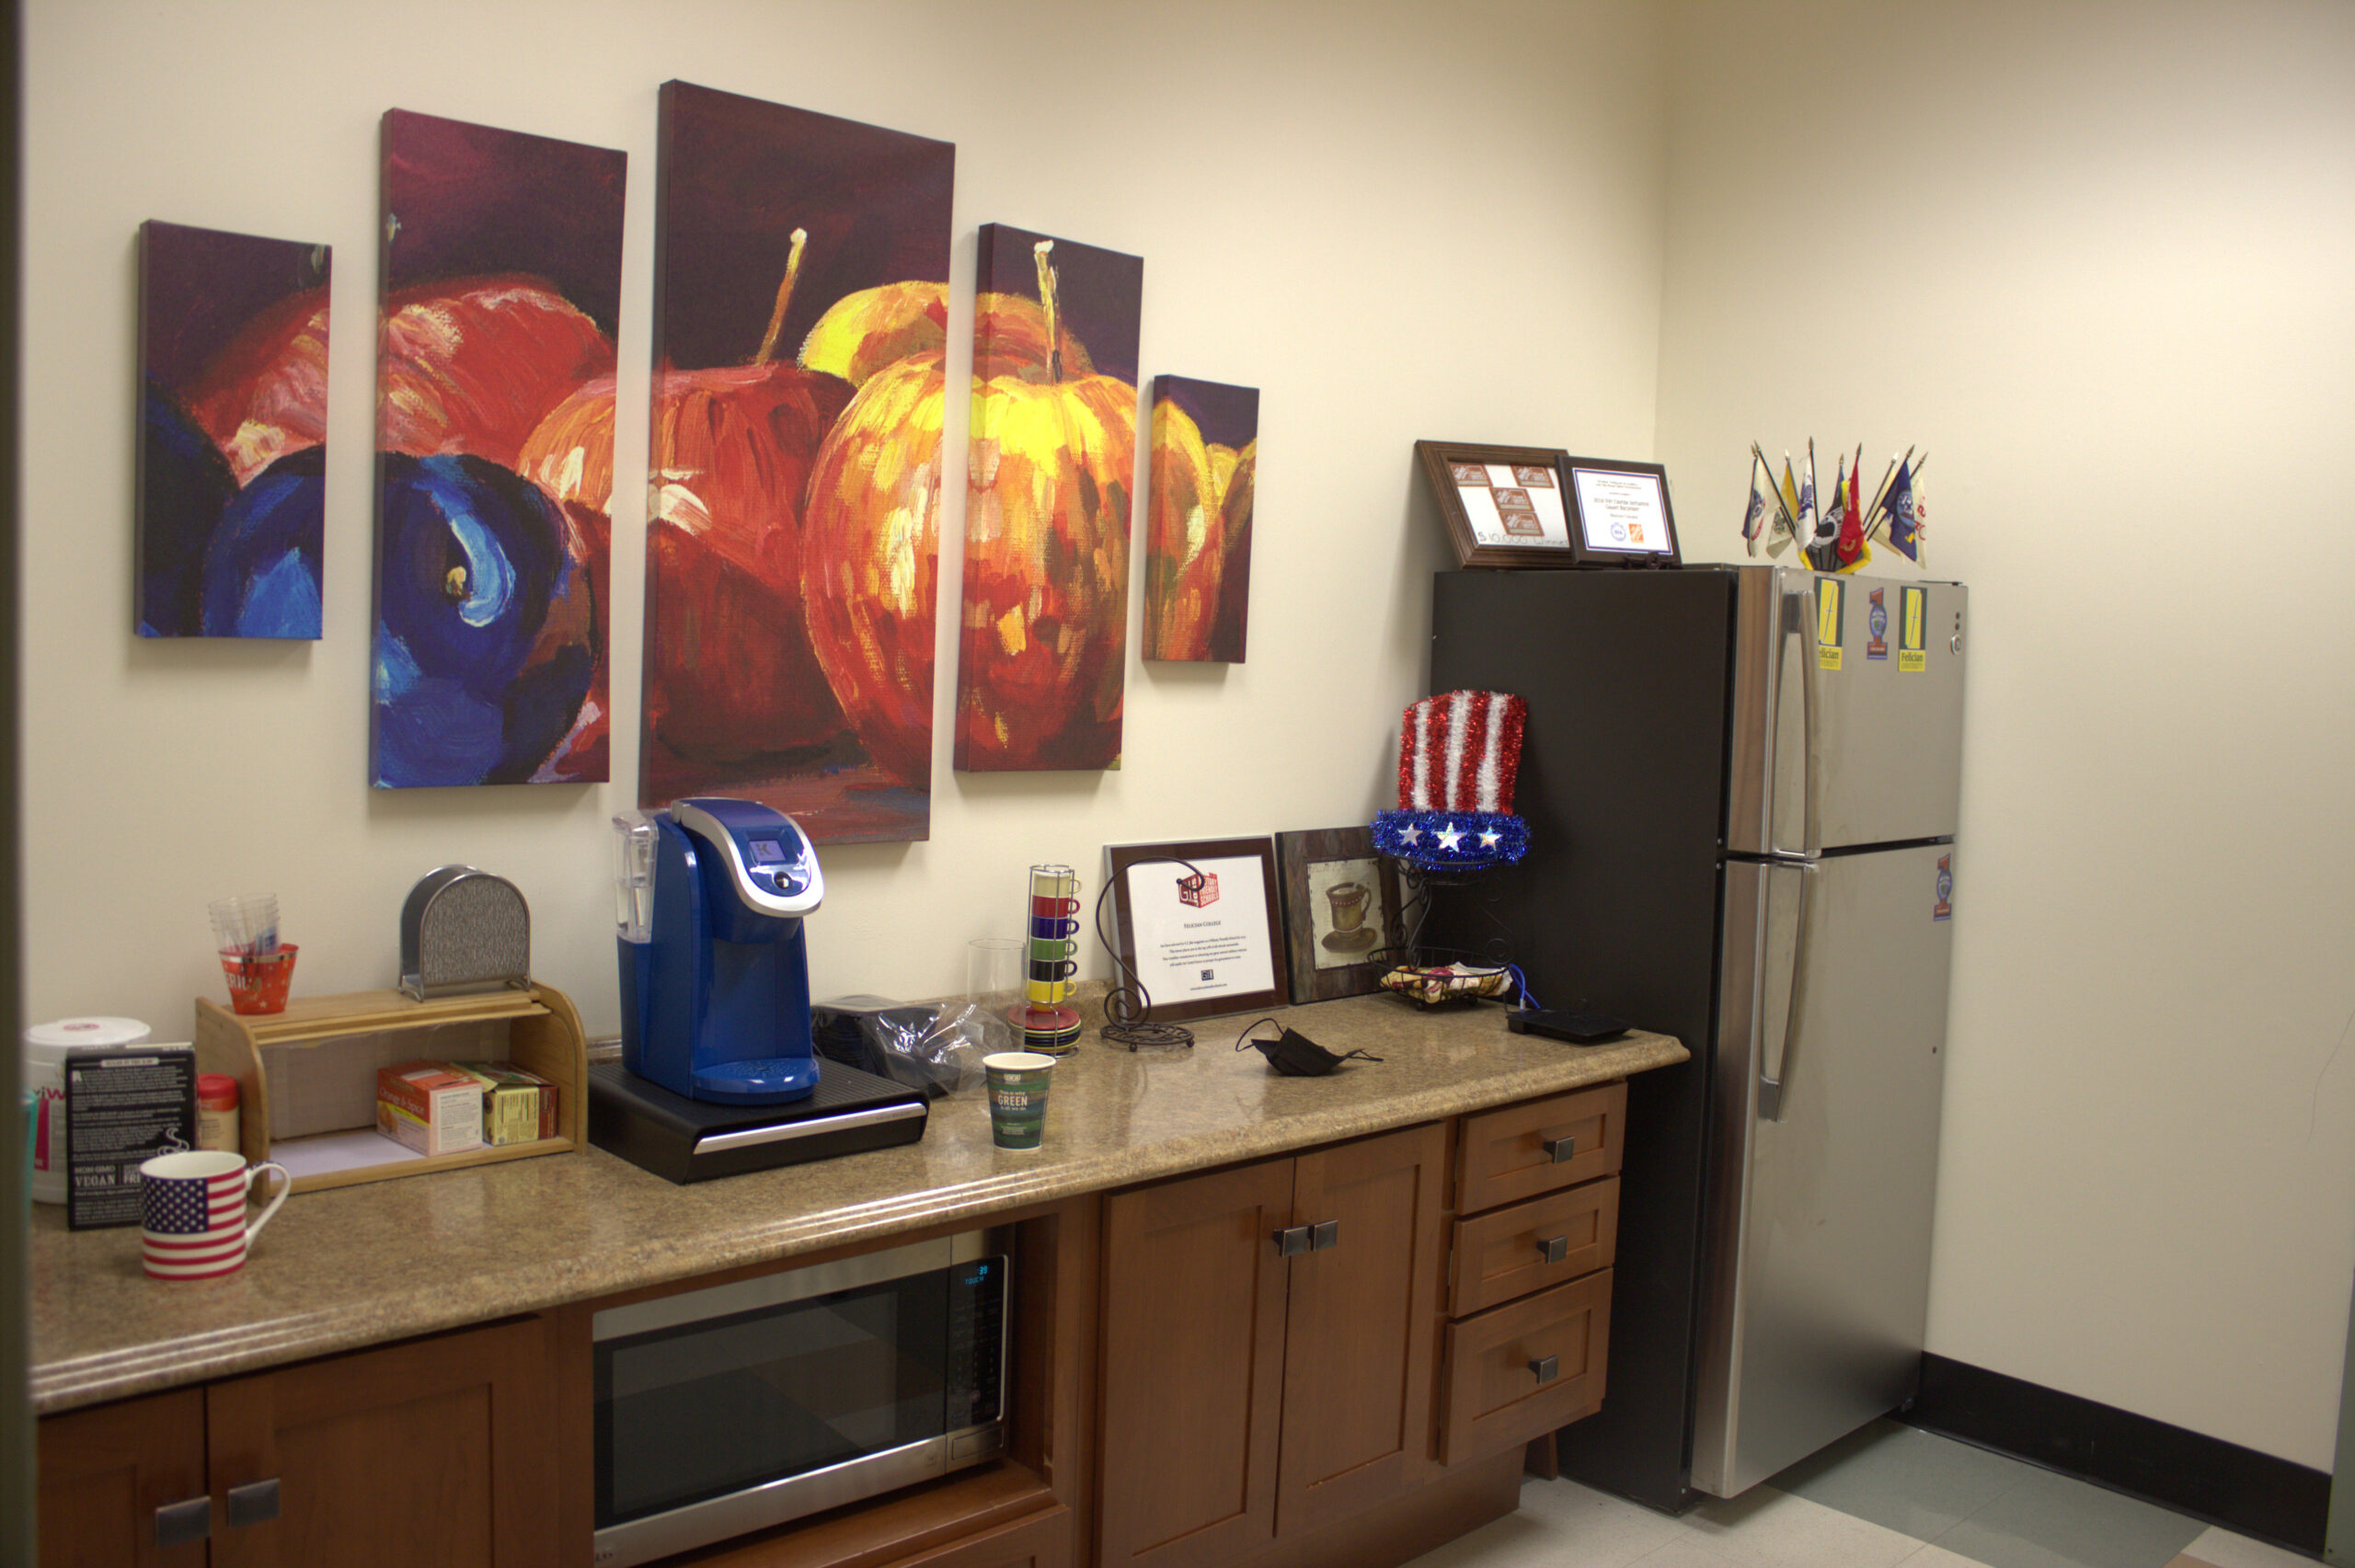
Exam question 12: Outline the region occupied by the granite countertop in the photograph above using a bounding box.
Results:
[29,994,1685,1416]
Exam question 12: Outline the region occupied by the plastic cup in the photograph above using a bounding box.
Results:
[220,944,298,1015]
[967,938,1026,1054]
[984,1052,1056,1150]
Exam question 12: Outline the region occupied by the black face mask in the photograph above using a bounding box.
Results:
[1235,1019,1383,1077]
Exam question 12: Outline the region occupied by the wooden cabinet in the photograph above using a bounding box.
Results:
[1437,1081,1625,1468]
[38,1318,557,1568]
[1095,1122,1447,1568]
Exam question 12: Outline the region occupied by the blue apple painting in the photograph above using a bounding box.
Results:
[373,454,595,787]
[136,219,330,638]
[371,109,626,787]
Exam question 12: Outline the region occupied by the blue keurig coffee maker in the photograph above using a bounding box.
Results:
[591,797,926,1182]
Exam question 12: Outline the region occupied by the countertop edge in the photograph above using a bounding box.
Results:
[31,1029,1686,1415]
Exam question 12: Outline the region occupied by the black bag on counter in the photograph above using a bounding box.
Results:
[812,998,987,1100]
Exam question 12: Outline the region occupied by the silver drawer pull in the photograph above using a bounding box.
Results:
[1273,1225,1312,1256]
[155,1496,211,1549]
[1310,1220,1339,1253]
[1530,1355,1559,1385]
[1538,1234,1570,1265]
[1543,1135,1577,1164]
[226,1478,281,1528]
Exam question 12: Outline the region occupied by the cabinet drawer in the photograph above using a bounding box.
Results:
[1438,1270,1611,1466]
[1455,1082,1626,1213]
[1448,1176,1618,1317]
[890,1504,1071,1567]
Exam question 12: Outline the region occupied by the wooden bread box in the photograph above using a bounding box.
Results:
[191,983,586,1193]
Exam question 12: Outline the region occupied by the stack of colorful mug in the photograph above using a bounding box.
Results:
[1011,864,1085,1056]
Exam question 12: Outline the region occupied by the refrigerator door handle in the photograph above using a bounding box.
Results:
[1771,582,1820,858]
[1758,860,1814,1122]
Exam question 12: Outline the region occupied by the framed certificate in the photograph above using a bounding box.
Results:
[1563,455,1680,567]
[1106,838,1287,1023]
[1415,441,1580,568]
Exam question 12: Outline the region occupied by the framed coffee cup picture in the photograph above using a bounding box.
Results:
[1415,440,1578,568]
[1276,827,1406,1003]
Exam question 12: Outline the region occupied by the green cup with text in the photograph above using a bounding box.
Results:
[983,1051,1057,1150]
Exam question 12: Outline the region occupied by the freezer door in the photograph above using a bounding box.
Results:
[1692,843,1955,1497]
[1740,571,1967,856]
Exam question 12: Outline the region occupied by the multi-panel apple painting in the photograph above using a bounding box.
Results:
[136,219,331,639]
[641,81,955,844]
[1145,375,1258,664]
[957,223,1144,773]
[370,109,626,789]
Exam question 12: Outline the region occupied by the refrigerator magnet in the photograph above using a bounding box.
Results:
[1899,587,1929,672]
[1814,578,1845,670]
[1867,588,1890,660]
[1934,854,1954,921]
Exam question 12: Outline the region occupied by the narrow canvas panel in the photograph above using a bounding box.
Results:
[371,108,626,788]
[640,80,955,845]
[958,223,1143,773]
[137,219,331,640]
[1145,375,1258,664]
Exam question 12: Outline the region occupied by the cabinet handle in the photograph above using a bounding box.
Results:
[1543,1135,1578,1164]
[1273,1225,1312,1256]
[1530,1356,1559,1385]
[154,1496,212,1549]
[225,1478,281,1528]
[1537,1234,1570,1265]
[1310,1220,1339,1253]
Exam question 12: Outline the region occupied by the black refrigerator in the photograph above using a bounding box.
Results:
[1430,564,1967,1510]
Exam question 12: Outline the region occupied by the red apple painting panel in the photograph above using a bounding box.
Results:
[957,224,1143,773]
[371,109,625,789]
[637,81,955,844]
[1144,375,1258,663]
[137,219,331,639]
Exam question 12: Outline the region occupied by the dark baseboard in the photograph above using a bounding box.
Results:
[1898,1353,2329,1557]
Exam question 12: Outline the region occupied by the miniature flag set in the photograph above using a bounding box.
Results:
[1741,441,1928,572]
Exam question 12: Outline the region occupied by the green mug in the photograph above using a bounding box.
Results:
[984,1051,1057,1150]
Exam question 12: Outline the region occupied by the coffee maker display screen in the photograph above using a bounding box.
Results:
[748,840,785,864]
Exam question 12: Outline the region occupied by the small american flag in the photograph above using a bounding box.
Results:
[144,1169,245,1234]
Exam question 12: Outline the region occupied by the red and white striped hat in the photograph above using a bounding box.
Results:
[1397,690,1526,815]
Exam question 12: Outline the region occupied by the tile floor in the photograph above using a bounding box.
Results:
[1404,1421,2321,1568]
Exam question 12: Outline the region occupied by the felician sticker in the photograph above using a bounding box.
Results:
[1899,586,1928,673]
[1933,853,1953,921]
[1815,578,1844,670]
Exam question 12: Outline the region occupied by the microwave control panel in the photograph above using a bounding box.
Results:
[947,1253,1008,1431]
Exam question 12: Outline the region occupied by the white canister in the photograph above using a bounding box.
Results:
[24,1016,152,1205]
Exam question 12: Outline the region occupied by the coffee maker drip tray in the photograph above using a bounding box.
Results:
[691,1056,822,1104]
[589,1060,927,1185]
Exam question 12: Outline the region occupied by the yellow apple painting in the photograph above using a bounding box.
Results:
[605,82,955,842]
[957,224,1144,772]
[1145,375,1258,663]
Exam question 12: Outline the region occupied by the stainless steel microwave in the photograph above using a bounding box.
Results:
[592,1227,1012,1567]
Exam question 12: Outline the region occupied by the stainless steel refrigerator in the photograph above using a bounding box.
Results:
[1430,564,1966,1509]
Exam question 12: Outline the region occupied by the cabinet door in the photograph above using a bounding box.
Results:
[38,1388,209,1568]
[205,1317,557,1568]
[1097,1160,1294,1568]
[1275,1122,1447,1538]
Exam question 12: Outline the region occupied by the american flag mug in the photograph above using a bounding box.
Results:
[139,1150,290,1280]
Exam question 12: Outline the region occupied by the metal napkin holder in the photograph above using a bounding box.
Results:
[400,865,531,1001]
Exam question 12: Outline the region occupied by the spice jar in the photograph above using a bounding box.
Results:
[196,1073,241,1154]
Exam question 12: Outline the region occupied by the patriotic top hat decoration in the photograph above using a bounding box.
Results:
[1373,690,1530,869]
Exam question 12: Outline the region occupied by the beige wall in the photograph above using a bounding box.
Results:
[1654,0,2355,1468]
[19,1,1667,1031]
